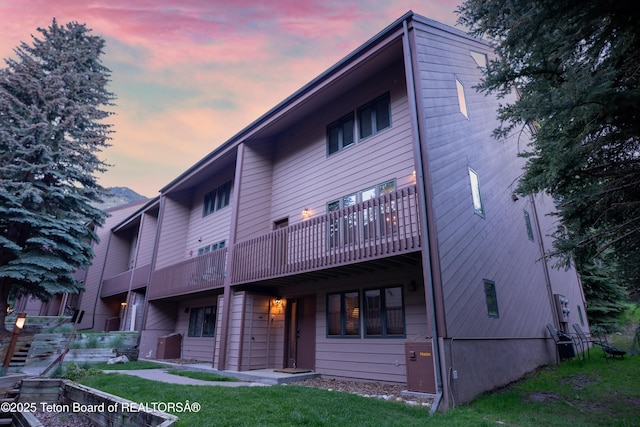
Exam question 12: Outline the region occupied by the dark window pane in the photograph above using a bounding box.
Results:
[202,306,216,337]
[385,287,404,335]
[365,289,382,335]
[327,294,342,335]
[375,97,390,130]
[344,292,360,335]
[188,308,203,337]
[342,118,354,148]
[484,280,499,318]
[359,107,373,139]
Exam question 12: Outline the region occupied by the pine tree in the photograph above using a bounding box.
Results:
[457,0,640,329]
[0,19,114,331]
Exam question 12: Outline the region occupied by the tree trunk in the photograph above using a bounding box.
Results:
[0,280,11,337]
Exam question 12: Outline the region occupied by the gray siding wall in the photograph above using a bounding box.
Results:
[411,21,581,339]
[184,165,234,255]
[78,203,144,330]
[235,142,275,242]
[231,63,417,243]
[408,20,585,405]
[224,291,246,371]
[136,212,158,267]
[155,192,192,269]
[271,264,426,383]
[175,296,218,361]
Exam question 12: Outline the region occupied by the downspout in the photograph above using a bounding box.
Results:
[123,213,145,331]
[138,195,165,348]
[79,231,113,331]
[217,143,245,370]
[529,195,560,328]
[402,19,444,414]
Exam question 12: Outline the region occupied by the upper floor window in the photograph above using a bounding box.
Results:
[468,168,484,217]
[483,279,499,318]
[327,113,355,155]
[197,240,226,256]
[358,93,391,140]
[523,210,534,241]
[470,50,488,68]
[188,305,216,337]
[456,77,469,119]
[327,93,391,156]
[203,180,232,217]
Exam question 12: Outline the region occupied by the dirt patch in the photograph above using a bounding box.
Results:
[526,391,563,403]
[559,373,599,391]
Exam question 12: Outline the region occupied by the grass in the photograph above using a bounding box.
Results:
[78,325,640,427]
[166,370,238,382]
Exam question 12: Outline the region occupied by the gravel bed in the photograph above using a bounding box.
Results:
[33,408,95,426]
[296,377,433,407]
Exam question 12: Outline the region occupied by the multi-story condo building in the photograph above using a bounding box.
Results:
[23,12,589,409]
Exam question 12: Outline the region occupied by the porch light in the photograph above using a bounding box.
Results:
[274,298,282,306]
[3,312,27,369]
[121,301,127,307]
[301,208,310,219]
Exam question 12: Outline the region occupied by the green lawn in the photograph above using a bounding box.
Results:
[79,343,639,427]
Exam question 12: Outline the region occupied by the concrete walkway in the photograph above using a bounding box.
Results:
[102,368,270,387]
[18,359,319,387]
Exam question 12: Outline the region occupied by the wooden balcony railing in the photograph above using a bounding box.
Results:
[148,248,227,300]
[231,185,421,284]
[101,264,151,298]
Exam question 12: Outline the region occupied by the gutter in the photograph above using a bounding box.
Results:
[402,19,444,414]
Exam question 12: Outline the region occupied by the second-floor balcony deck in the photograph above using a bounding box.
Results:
[101,264,151,298]
[147,185,422,300]
[231,185,422,284]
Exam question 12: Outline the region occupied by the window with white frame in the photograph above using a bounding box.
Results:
[197,240,226,256]
[455,77,469,118]
[468,168,484,217]
[327,179,396,247]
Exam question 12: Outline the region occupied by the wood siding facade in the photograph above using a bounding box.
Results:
[94,13,588,410]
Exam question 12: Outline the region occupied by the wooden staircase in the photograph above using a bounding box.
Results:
[0,379,22,426]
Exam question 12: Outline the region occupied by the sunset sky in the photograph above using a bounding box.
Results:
[0,1,463,197]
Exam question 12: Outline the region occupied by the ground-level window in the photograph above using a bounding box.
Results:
[364,286,405,337]
[483,280,499,318]
[188,306,216,337]
[327,291,360,337]
[577,305,585,326]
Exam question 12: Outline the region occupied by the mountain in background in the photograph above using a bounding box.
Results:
[94,187,148,210]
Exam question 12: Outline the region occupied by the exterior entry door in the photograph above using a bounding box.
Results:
[285,295,316,370]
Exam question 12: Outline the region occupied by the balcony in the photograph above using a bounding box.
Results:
[231,185,422,284]
[148,248,227,300]
[101,264,151,298]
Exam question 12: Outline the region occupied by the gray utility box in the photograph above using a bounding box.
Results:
[405,340,436,394]
[156,333,182,359]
